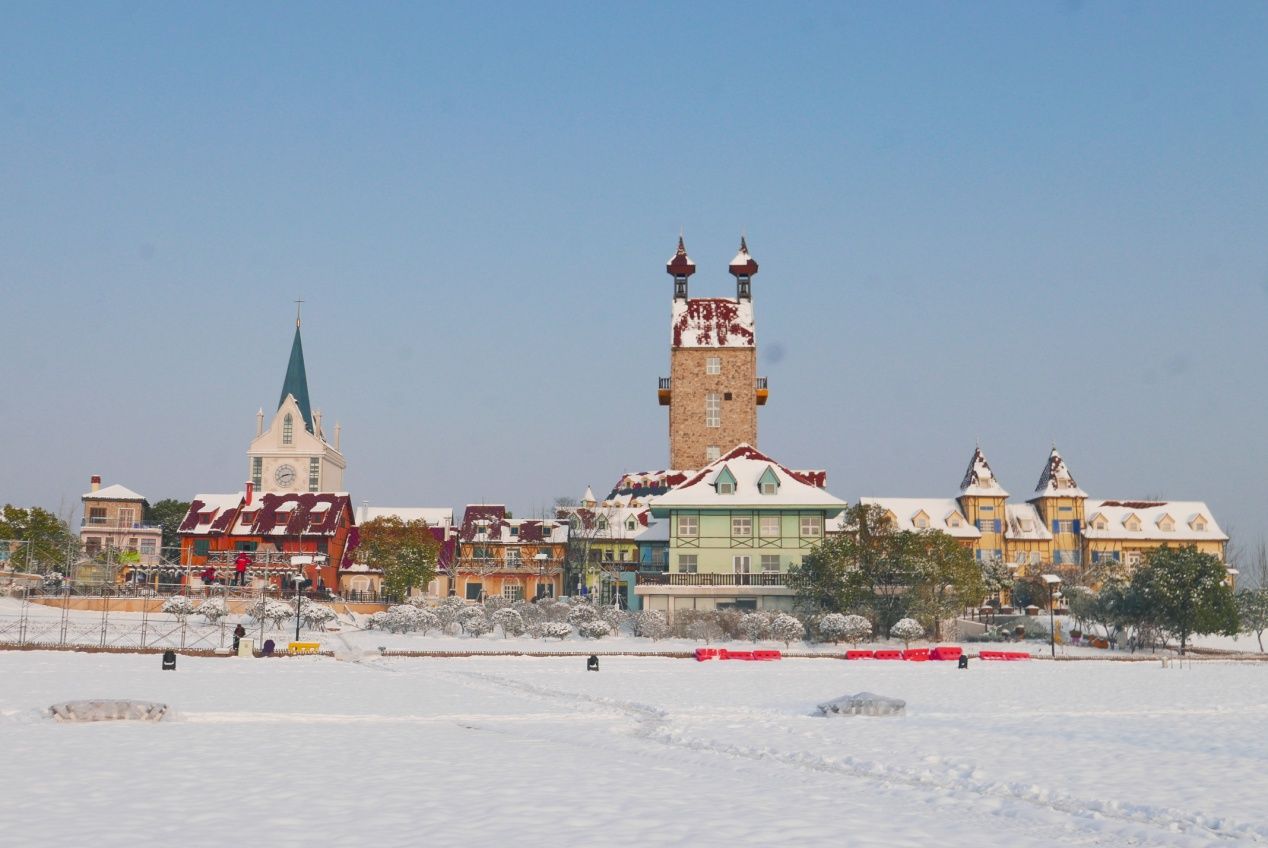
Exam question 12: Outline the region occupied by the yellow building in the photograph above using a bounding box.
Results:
[862,445,1229,593]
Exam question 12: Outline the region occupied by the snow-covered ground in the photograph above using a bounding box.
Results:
[3,650,1267,847]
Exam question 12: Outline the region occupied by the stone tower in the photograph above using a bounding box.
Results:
[658,237,768,469]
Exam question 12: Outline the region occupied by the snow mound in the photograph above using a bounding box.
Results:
[817,692,906,717]
[48,700,169,722]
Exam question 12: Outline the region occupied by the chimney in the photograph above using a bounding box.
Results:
[91,475,101,493]
[245,481,254,506]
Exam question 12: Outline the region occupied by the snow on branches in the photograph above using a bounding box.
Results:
[890,617,925,648]
[770,613,806,647]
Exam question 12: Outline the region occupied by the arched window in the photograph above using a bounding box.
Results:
[282,414,293,445]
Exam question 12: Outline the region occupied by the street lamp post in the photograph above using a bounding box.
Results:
[1041,573,1061,658]
[534,552,549,601]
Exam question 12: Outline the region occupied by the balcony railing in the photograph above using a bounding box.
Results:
[81,520,163,530]
[658,377,672,390]
[755,377,768,389]
[453,557,564,573]
[636,572,787,587]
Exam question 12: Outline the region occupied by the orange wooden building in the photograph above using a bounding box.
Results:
[178,489,357,591]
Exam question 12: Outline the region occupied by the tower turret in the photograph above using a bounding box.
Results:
[666,236,696,300]
[728,237,758,301]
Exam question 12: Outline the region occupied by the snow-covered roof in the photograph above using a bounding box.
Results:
[651,445,845,515]
[557,506,651,541]
[82,484,146,501]
[1004,503,1052,541]
[1083,500,1227,542]
[637,518,669,544]
[859,497,981,539]
[959,446,1009,497]
[359,507,454,528]
[180,492,352,537]
[1031,447,1088,499]
[671,298,754,348]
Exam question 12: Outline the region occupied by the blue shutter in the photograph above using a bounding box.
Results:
[1073,519,1081,535]
[1052,520,1059,533]
[994,519,1001,533]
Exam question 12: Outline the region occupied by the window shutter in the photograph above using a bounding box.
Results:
[994,519,1001,533]
[1072,519,1081,535]
[1052,520,1059,533]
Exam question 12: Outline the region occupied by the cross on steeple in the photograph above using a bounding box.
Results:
[295,299,304,328]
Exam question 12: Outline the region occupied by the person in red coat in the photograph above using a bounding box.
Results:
[234,552,251,587]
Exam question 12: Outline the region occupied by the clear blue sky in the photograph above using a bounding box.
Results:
[2,3,1266,560]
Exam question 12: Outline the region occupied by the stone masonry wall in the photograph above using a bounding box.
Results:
[669,347,756,469]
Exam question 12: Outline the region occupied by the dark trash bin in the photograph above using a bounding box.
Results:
[262,639,275,656]
[587,655,599,672]
[958,654,969,669]
[162,650,176,671]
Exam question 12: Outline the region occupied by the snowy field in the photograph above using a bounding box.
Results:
[2,651,1267,847]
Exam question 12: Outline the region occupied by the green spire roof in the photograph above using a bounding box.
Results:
[278,323,313,433]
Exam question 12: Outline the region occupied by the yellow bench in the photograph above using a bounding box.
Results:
[288,642,321,655]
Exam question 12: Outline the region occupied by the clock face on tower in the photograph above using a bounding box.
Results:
[274,464,297,488]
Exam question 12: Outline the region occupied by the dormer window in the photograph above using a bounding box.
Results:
[1190,515,1208,531]
[715,466,737,495]
[1123,514,1141,532]
[597,517,608,530]
[282,414,294,445]
[946,513,962,528]
[757,466,780,496]
[912,510,930,530]
[626,518,637,532]
[1089,513,1108,531]
[1157,514,1175,532]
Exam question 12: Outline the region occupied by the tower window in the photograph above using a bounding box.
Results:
[252,457,262,489]
[705,393,720,428]
[706,357,720,375]
[706,446,720,462]
[308,458,320,492]
[282,414,294,445]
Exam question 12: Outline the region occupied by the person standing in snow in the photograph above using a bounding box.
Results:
[233,623,247,652]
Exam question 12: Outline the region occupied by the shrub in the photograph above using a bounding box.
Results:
[463,616,493,637]
[539,621,573,640]
[196,598,228,623]
[738,612,771,643]
[635,610,669,640]
[246,598,294,627]
[492,607,526,637]
[890,617,925,648]
[161,595,197,620]
[770,613,806,646]
[577,619,612,639]
[368,611,390,630]
[300,603,339,631]
[568,604,600,627]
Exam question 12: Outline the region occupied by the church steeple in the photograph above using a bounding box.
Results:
[279,315,313,433]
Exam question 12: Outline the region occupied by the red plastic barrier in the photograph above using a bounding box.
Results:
[716,649,730,660]
[694,648,719,662]
[930,646,963,661]
[902,648,930,662]
[845,650,875,660]
[727,650,756,661]
[753,650,782,661]
[874,649,902,660]
[978,650,1005,660]
[1003,652,1031,661]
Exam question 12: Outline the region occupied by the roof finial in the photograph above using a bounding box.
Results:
[295,299,304,328]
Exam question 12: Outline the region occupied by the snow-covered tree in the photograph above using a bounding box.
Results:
[1132,546,1238,655]
[432,597,466,633]
[770,613,805,647]
[1237,588,1268,653]
[383,604,426,633]
[635,609,669,640]
[839,614,873,645]
[301,603,338,631]
[161,595,197,620]
[682,612,723,644]
[492,607,525,637]
[816,613,851,644]
[247,598,294,627]
[738,612,771,643]
[463,615,493,637]
[890,617,925,648]
[483,595,511,613]
[368,610,391,630]
[196,597,228,623]
[539,599,572,623]
[567,603,600,627]
[539,621,572,640]
[512,599,543,627]
[577,619,612,639]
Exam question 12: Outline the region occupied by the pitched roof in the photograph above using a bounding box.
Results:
[1083,499,1227,542]
[859,497,981,539]
[359,507,454,528]
[959,446,1009,497]
[1031,447,1087,499]
[1004,503,1052,541]
[650,445,845,514]
[279,323,314,433]
[179,492,353,537]
[82,483,146,501]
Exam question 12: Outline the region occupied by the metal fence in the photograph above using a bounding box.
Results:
[0,591,340,651]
